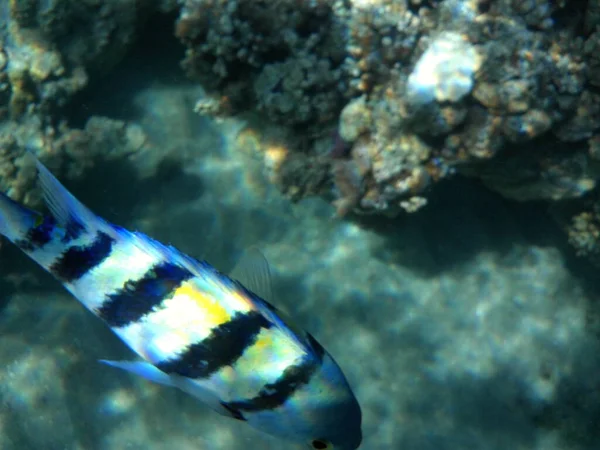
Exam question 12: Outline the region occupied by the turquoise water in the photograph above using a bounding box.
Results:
[1,10,600,450]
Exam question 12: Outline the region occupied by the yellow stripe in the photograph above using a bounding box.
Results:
[173,281,232,328]
[116,277,256,363]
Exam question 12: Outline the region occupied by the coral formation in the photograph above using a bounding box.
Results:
[568,208,600,259]
[176,0,347,128]
[0,0,149,119]
[0,0,164,207]
[175,0,599,228]
[406,32,481,104]
[0,115,148,205]
[0,0,600,262]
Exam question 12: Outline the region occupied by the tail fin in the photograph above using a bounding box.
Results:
[0,191,39,243]
[1,154,104,245]
[31,154,103,238]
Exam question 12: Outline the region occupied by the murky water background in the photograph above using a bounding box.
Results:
[1,16,600,450]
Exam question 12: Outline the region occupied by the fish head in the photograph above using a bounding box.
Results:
[298,350,363,450]
[246,348,362,450]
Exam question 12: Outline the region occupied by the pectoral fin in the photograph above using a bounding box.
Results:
[173,376,246,420]
[100,359,245,420]
[99,359,175,387]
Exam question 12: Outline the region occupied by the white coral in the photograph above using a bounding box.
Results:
[407,32,481,104]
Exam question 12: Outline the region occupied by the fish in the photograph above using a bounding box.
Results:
[0,155,362,450]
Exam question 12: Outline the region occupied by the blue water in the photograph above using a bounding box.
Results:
[2,7,600,450]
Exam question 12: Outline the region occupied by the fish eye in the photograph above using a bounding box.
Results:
[311,439,332,449]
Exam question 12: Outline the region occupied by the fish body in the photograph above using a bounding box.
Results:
[0,157,362,450]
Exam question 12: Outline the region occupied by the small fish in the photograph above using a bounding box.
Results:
[0,155,362,450]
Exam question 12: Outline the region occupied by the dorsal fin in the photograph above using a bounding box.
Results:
[229,247,274,302]
[229,248,315,355]
[30,153,100,237]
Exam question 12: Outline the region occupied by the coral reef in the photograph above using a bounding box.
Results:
[0,115,148,205]
[568,207,600,260]
[176,0,347,128]
[0,0,149,119]
[0,0,166,206]
[175,0,599,221]
[171,1,600,265]
[172,0,600,268]
[0,0,600,261]
[329,0,594,215]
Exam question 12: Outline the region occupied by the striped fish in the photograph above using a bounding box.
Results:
[0,156,362,450]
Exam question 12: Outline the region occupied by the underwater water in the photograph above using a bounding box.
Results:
[1,76,600,450]
[1,6,600,450]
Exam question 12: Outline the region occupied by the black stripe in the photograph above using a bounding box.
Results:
[15,215,56,251]
[156,311,272,379]
[97,261,194,328]
[224,332,326,413]
[49,231,115,282]
[225,356,321,413]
